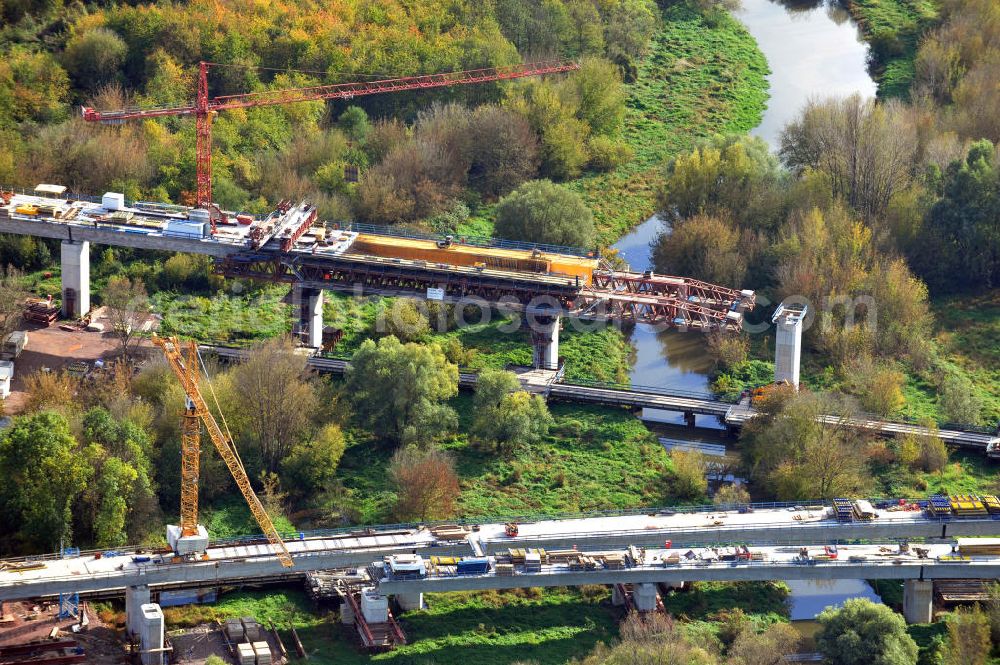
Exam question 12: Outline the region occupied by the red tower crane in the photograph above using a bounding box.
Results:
[81,60,579,232]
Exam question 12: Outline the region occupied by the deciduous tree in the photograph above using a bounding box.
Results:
[230,336,318,471]
[472,369,553,455]
[102,276,149,361]
[388,446,460,521]
[346,336,458,445]
[816,599,917,665]
[495,179,595,248]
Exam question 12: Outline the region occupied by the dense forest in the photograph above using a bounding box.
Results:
[0,0,656,225]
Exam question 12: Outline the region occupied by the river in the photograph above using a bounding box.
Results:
[613,0,876,421]
[613,0,881,618]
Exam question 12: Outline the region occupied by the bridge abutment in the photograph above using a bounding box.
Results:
[530,314,560,370]
[60,240,90,318]
[903,580,934,624]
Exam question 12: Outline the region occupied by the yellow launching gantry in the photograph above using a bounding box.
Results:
[152,335,294,568]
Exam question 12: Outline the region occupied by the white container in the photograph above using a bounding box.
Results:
[102,192,125,211]
[237,643,256,665]
[252,641,272,665]
[164,220,207,238]
[360,588,389,624]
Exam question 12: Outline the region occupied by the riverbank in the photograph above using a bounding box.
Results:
[842,0,940,97]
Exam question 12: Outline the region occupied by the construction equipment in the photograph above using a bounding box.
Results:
[504,522,519,537]
[82,60,579,233]
[152,335,293,568]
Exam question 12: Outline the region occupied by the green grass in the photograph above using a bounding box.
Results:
[164,587,619,665]
[930,289,1000,424]
[199,496,298,540]
[153,284,293,344]
[572,3,769,245]
[660,580,790,623]
[339,396,669,525]
[844,0,941,97]
[872,449,999,497]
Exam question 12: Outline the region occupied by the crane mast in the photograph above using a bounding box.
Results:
[153,335,294,568]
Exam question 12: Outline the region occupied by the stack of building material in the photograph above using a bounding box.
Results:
[241,617,261,642]
[852,500,877,521]
[495,563,515,576]
[950,495,989,517]
[236,642,256,665]
[508,548,549,566]
[833,498,855,522]
[252,641,272,665]
[601,554,627,570]
[430,525,470,541]
[546,550,580,564]
[24,298,58,326]
[927,495,952,518]
[981,495,1000,515]
[224,619,244,643]
[957,538,1000,555]
[524,551,541,573]
[568,556,598,571]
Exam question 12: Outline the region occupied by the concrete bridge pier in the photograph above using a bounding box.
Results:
[60,240,90,318]
[530,314,560,370]
[395,591,424,611]
[633,583,658,612]
[903,580,934,624]
[125,584,150,636]
[611,585,626,606]
[684,411,696,428]
[294,284,324,348]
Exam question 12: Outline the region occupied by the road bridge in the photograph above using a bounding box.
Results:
[0,191,753,372]
[4,500,1000,603]
[374,542,982,623]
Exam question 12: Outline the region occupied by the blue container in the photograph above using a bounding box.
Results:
[456,558,491,575]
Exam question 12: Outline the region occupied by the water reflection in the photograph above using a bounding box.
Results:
[786,579,883,620]
[734,0,878,147]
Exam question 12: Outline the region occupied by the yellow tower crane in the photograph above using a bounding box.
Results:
[152,335,294,568]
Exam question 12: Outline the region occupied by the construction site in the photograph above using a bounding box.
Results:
[0,11,998,663]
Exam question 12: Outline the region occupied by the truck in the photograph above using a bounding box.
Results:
[0,331,27,360]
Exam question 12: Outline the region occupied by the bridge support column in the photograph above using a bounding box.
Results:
[684,411,696,428]
[633,583,658,612]
[395,592,424,612]
[530,314,560,370]
[125,585,151,637]
[294,284,324,348]
[60,240,90,319]
[903,580,934,624]
[137,603,165,665]
[772,302,807,389]
[611,585,626,606]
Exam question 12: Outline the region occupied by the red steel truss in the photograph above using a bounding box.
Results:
[215,252,755,331]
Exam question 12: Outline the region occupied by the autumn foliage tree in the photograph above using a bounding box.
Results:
[388,446,460,522]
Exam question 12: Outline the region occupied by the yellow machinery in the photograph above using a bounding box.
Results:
[153,335,293,568]
[350,234,599,286]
